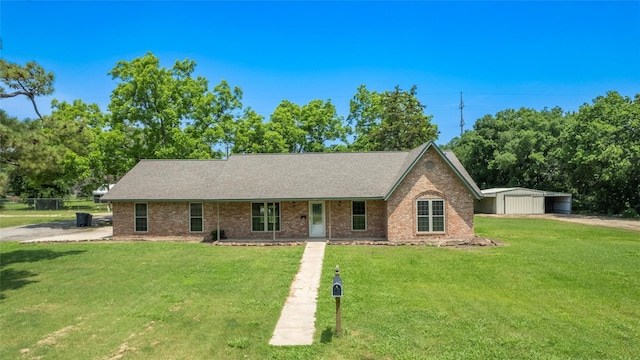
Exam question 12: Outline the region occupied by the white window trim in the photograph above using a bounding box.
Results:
[134,202,148,233]
[251,202,281,232]
[189,202,204,233]
[416,199,446,234]
[351,201,367,231]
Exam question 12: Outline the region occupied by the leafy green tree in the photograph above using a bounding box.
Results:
[246,99,348,153]
[105,52,249,168]
[233,99,348,154]
[299,99,348,152]
[191,80,243,158]
[0,59,54,120]
[450,107,565,190]
[107,52,216,161]
[232,109,289,153]
[0,110,26,195]
[449,108,566,191]
[448,91,639,215]
[348,85,438,151]
[268,100,306,153]
[558,91,640,213]
[3,100,96,198]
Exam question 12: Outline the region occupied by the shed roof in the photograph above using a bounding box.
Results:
[102,142,482,202]
[481,187,571,197]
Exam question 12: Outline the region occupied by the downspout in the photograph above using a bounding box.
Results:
[217,202,220,241]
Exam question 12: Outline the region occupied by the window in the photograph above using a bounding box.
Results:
[135,203,148,232]
[190,203,203,232]
[416,199,445,233]
[352,201,366,231]
[251,202,280,232]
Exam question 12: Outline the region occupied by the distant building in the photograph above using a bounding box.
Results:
[475,188,572,215]
[92,184,115,203]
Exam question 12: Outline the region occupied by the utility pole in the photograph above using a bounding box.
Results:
[459,91,465,136]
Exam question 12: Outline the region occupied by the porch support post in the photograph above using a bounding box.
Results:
[328,201,332,239]
[217,202,220,241]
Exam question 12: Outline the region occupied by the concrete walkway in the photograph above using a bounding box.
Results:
[269,241,326,346]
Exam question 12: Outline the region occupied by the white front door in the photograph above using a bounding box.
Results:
[309,201,325,237]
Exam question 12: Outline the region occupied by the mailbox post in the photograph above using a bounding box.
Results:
[332,265,343,334]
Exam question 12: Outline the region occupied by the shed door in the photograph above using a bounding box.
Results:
[504,195,544,214]
[309,201,325,237]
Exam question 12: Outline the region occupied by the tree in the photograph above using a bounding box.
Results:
[557,91,640,214]
[449,107,565,190]
[447,91,640,215]
[191,79,243,158]
[3,100,96,198]
[252,99,349,153]
[232,109,288,153]
[0,59,54,120]
[298,99,349,152]
[0,110,25,195]
[105,52,250,168]
[268,100,306,153]
[107,52,216,161]
[0,61,96,198]
[348,85,438,151]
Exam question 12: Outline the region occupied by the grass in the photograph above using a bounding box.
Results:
[0,200,108,228]
[0,216,78,228]
[1,217,638,359]
[0,243,305,359]
[312,218,639,359]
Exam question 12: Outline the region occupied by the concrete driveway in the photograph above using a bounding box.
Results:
[0,214,113,243]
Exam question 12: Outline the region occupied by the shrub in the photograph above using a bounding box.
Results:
[621,208,639,218]
[207,229,226,242]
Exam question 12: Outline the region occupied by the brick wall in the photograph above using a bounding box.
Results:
[214,201,309,240]
[214,200,386,240]
[113,199,389,241]
[328,200,386,239]
[112,202,204,241]
[386,147,475,241]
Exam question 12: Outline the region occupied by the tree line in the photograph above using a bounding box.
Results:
[0,53,437,199]
[1,53,638,216]
[445,93,640,216]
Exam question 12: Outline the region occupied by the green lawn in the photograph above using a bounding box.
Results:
[0,216,77,228]
[1,217,638,359]
[0,199,108,228]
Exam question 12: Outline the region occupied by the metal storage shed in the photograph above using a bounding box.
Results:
[475,188,572,215]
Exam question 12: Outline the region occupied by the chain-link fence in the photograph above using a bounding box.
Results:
[0,198,108,211]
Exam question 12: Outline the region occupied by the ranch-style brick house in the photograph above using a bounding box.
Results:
[101,142,483,242]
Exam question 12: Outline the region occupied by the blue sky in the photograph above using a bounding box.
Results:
[2,0,639,145]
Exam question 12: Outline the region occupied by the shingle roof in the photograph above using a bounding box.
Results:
[102,142,482,201]
[481,187,571,197]
[442,149,483,197]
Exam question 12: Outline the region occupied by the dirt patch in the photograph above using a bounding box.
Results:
[478,214,640,232]
[107,343,136,360]
[36,325,79,346]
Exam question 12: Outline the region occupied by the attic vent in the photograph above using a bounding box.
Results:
[425,161,435,170]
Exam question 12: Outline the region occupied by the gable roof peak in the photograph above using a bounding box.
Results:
[384,141,483,200]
